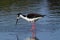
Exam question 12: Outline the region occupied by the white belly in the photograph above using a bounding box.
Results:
[20,15,42,22]
[26,18,38,22]
[24,17,42,22]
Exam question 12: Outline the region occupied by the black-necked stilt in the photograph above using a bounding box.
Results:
[16,13,45,24]
[16,13,45,39]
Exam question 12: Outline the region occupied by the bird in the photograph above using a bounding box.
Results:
[16,13,45,39]
[16,13,45,24]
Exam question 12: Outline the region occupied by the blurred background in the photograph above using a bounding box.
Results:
[0,0,60,40]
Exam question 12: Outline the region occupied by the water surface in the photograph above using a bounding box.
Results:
[0,0,60,40]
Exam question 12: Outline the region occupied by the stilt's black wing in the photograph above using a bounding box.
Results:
[27,13,45,18]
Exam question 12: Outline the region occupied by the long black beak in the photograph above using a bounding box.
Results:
[16,19,19,25]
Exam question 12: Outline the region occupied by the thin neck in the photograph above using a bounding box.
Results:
[20,15,25,18]
[20,15,27,20]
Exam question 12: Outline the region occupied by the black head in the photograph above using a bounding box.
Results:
[17,13,22,17]
[16,13,22,25]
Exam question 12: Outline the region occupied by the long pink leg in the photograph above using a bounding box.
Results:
[31,22,36,38]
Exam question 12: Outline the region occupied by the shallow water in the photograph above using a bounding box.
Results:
[0,0,60,40]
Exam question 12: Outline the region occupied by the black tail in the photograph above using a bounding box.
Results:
[42,15,46,17]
